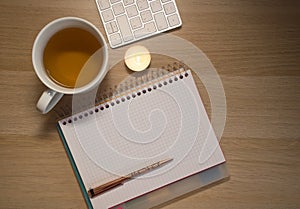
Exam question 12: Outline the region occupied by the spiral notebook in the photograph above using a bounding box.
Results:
[57,65,226,209]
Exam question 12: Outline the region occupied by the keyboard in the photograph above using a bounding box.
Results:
[95,0,182,48]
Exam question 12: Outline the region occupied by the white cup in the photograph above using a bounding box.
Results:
[32,17,109,114]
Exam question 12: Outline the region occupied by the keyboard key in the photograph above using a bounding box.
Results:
[97,0,110,10]
[163,2,176,15]
[110,33,122,46]
[110,0,121,3]
[106,21,119,34]
[102,9,114,22]
[110,21,119,32]
[150,0,162,13]
[112,2,125,15]
[106,23,113,34]
[123,0,134,6]
[126,5,138,18]
[154,12,168,30]
[167,14,180,27]
[134,22,157,38]
[141,10,153,23]
[116,15,134,42]
[130,17,142,30]
[136,0,149,11]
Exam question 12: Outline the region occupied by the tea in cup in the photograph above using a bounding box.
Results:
[32,17,109,113]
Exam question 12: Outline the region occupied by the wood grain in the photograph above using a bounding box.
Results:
[0,0,299,208]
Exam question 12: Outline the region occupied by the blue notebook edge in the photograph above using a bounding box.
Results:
[57,123,94,209]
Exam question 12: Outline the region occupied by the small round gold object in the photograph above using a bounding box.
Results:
[124,45,151,72]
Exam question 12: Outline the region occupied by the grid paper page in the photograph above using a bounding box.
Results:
[58,70,225,209]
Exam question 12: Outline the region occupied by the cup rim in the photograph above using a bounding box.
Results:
[32,16,109,94]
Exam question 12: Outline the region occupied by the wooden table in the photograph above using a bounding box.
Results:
[1,0,299,208]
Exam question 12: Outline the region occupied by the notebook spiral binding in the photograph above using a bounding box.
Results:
[55,62,191,122]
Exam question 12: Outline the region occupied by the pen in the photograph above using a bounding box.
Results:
[88,158,173,198]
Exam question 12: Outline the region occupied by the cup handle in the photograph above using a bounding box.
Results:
[36,89,64,114]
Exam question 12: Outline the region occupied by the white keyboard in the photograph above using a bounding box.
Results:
[95,0,182,48]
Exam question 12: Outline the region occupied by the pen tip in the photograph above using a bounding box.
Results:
[88,189,94,198]
[162,158,173,164]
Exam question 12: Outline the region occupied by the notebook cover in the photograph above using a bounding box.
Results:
[57,124,94,209]
[56,68,228,209]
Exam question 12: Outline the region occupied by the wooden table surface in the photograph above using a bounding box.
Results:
[1,0,299,208]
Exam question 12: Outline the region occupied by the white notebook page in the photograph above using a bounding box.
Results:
[58,70,225,209]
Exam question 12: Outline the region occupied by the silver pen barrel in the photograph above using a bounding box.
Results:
[128,158,173,178]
